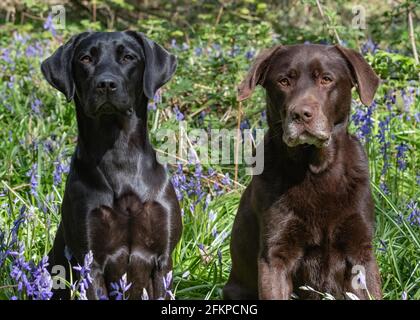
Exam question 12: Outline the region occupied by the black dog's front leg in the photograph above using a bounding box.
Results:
[48,222,73,300]
[86,262,108,299]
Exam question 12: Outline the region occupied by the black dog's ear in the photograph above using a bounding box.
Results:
[125,31,177,99]
[238,45,282,101]
[335,45,380,106]
[41,33,90,102]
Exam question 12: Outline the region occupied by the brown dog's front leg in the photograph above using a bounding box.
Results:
[258,257,293,300]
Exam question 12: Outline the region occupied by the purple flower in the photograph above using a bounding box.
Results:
[26,163,39,197]
[401,87,415,112]
[230,45,240,57]
[170,39,178,49]
[73,251,94,299]
[407,201,419,226]
[173,106,184,121]
[31,98,42,114]
[43,15,57,37]
[245,50,255,60]
[194,47,203,56]
[395,143,409,171]
[162,271,175,300]
[211,43,222,58]
[378,240,387,252]
[380,182,390,195]
[351,100,376,141]
[110,273,132,300]
[1,49,13,64]
[9,244,52,300]
[25,45,37,58]
[221,173,230,186]
[360,38,379,55]
[64,245,73,261]
[53,156,70,186]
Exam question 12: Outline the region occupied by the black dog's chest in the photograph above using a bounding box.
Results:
[87,192,168,266]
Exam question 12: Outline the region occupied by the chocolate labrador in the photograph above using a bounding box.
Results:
[41,31,182,299]
[224,44,382,300]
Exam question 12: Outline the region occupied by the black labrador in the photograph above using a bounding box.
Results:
[223,44,382,300]
[41,31,182,300]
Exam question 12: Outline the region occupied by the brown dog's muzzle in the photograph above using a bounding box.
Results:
[283,97,331,148]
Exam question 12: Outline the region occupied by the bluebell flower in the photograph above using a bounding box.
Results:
[230,45,240,57]
[194,47,203,56]
[170,39,178,49]
[211,227,218,238]
[9,244,53,300]
[360,38,379,55]
[53,156,70,186]
[351,99,376,141]
[25,45,37,58]
[245,50,255,60]
[162,271,175,300]
[395,143,409,171]
[43,15,56,37]
[26,163,39,197]
[378,240,387,252]
[31,98,42,114]
[407,201,419,226]
[110,273,132,300]
[173,106,184,121]
[1,49,13,64]
[380,182,390,195]
[221,173,230,186]
[73,251,94,299]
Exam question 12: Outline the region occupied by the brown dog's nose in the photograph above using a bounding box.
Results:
[96,78,118,93]
[292,106,314,123]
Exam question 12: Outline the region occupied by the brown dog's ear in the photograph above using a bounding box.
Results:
[334,45,380,106]
[238,45,282,101]
[41,32,91,102]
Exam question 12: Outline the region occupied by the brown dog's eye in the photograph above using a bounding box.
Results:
[122,54,135,62]
[80,55,92,64]
[321,76,332,85]
[279,78,290,87]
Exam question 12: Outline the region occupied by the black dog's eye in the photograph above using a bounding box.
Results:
[279,78,290,87]
[80,55,93,64]
[122,54,135,63]
[321,76,333,85]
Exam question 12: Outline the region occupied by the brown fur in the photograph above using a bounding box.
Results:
[224,44,382,300]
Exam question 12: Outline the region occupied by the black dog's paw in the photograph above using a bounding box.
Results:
[156,254,171,272]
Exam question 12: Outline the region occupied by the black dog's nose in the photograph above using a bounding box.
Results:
[96,78,118,93]
[292,106,314,123]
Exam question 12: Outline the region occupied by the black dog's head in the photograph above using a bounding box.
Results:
[238,44,379,148]
[41,31,177,118]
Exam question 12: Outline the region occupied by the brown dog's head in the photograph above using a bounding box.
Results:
[238,44,379,148]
